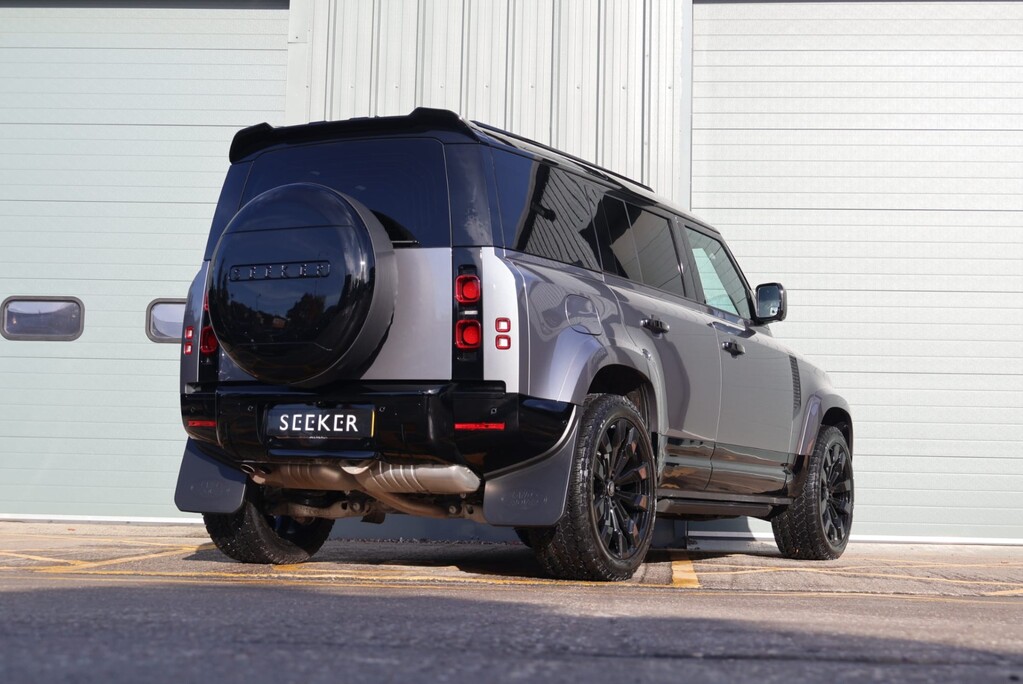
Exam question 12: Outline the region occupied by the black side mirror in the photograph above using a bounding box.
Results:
[755,283,787,324]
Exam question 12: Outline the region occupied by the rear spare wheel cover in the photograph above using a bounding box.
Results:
[208,183,396,386]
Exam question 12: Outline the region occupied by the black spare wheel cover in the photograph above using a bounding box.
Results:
[208,183,397,387]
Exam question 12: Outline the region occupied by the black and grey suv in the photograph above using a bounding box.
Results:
[175,108,854,581]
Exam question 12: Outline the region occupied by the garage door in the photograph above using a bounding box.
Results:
[692,1,1023,541]
[0,3,288,520]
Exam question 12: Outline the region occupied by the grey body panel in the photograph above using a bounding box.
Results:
[604,274,722,490]
[707,317,797,495]
[362,248,453,381]
[174,439,247,514]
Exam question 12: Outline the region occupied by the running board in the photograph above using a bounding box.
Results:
[656,497,775,520]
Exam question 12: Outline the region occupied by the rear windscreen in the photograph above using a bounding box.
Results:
[229,138,451,250]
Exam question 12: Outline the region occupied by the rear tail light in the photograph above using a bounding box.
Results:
[455,275,481,304]
[199,325,218,355]
[454,422,505,431]
[455,319,481,350]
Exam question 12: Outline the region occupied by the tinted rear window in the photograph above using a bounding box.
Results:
[238,138,451,248]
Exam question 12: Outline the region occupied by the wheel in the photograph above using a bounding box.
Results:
[772,426,853,560]
[531,394,657,581]
[203,488,334,564]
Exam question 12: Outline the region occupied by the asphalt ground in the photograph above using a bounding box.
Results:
[0,521,1020,683]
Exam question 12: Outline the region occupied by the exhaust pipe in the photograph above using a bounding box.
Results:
[248,461,482,519]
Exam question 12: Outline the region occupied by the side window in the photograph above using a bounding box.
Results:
[595,196,640,281]
[685,228,751,319]
[1,297,84,341]
[497,153,602,271]
[630,209,686,297]
[594,198,685,297]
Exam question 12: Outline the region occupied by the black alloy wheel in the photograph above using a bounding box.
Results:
[591,415,653,561]
[530,394,657,581]
[772,425,854,560]
[819,437,853,547]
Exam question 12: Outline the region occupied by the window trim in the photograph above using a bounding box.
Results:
[145,298,187,343]
[1,296,85,342]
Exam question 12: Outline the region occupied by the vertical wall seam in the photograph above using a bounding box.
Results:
[415,0,425,107]
[505,0,515,128]
[641,0,650,186]
[460,0,469,116]
[594,0,604,166]
[549,0,558,147]
[369,0,381,116]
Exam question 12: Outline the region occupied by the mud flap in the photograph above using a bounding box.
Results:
[173,439,247,514]
[483,422,578,526]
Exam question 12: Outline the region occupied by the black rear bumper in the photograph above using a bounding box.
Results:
[181,382,574,475]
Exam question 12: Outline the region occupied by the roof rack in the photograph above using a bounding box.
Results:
[471,120,653,193]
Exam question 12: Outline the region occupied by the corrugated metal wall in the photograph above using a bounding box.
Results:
[0,3,289,519]
[295,0,691,204]
[692,1,1023,541]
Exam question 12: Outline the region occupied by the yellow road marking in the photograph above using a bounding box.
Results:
[694,566,1022,589]
[0,551,86,566]
[34,545,212,573]
[5,573,1021,607]
[984,588,1023,597]
[671,557,700,588]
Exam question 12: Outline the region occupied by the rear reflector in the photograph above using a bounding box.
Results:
[187,420,216,428]
[454,422,506,431]
[455,319,481,349]
[455,274,481,304]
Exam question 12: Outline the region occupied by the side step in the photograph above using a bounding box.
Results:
[656,498,775,519]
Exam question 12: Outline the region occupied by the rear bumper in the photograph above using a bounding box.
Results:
[181,382,574,475]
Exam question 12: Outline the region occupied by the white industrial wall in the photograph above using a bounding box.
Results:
[287,0,692,202]
[0,2,289,519]
[692,0,1023,541]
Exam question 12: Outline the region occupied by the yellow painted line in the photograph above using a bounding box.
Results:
[34,545,212,573]
[671,557,700,588]
[0,551,86,566]
[6,572,1023,607]
[984,588,1023,597]
[694,566,1023,589]
[0,533,209,549]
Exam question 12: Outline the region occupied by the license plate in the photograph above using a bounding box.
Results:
[266,405,375,439]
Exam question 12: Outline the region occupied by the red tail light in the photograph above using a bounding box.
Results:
[199,326,218,355]
[455,319,481,349]
[187,420,217,428]
[455,275,481,304]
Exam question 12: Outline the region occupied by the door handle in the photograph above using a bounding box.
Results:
[641,317,670,335]
[722,339,745,356]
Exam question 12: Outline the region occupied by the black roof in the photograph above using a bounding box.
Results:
[229,107,709,231]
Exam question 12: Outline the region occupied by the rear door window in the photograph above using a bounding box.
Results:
[241,138,451,248]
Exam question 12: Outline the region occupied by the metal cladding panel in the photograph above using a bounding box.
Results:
[0,4,288,519]
[319,0,690,204]
[693,1,1023,541]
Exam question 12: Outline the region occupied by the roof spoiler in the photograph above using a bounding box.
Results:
[229,108,476,162]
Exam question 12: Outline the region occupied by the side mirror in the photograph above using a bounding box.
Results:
[755,283,787,324]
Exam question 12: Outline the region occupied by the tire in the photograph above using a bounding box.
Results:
[531,394,657,581]
[203,488,334,565]
[772,426,853,560]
